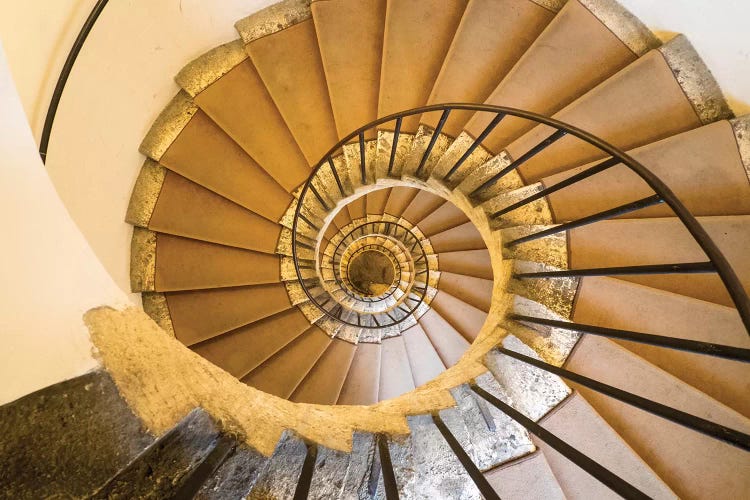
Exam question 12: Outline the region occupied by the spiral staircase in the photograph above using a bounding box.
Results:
[3,0,750,498]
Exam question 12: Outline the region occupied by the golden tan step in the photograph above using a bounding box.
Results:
[429,221,486,253]
[291,339,357,404]
[244,18,339,164]
[417,201,469,237]
[130,229,280,292]
[332,207,352,230]
[127,161,281,252]
[140,94,292,221]
[508,35,732,183]
[572,276,750,417]
[346,195,367,221]
[159,283,293,346]
[484,449,566,500]
[337,343,382,405]
[465,0,658,153]
[543,118,750,220]
[384,186,420,217]
[312,0,386,139]
[430,290,487,342]
[401,190,446,225]
[568,216,750,306]
[437,271,493,312]
[402,323,446,387]
[566,333,750,499]
[378,0,468,133]
[366,188,391,215]
[421,0,559,137]
[175,41,310,192]
[438,249,494,280]
[241,325,332,398]
[535,392,677,499]
[418,308,471,367]
[191,308,312,378]
[378,335,416,401]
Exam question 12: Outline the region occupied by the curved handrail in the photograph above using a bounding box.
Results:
[39,0,110,163]
[292,103,750,335]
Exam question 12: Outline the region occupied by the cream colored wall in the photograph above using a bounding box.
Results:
[0,44,130,405]
[618,0,750,114]
[0,0,276,297]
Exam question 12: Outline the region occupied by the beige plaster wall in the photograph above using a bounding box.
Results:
[0,45,130,405]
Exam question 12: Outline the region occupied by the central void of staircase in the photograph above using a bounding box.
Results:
[111,0,750,498]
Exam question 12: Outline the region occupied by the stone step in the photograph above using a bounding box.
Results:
[338,343,383,405]
[430,289,488,343]
[291,338,358,404]
[483,449,565,500]
[379,335,416,401]
[402,323,446,387]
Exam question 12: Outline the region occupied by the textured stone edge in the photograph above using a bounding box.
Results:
[139,91,198,161]
[125,159,165,228]
[235,0,312,44]
[730,115,750,183]
[528,0,568,13]
[130,227,157,292]
[658,35,734,125]
[175,39,248,97]
[578,0,660,56]
[141,292,175,337]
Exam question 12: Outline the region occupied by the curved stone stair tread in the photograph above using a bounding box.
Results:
[312,0,386,139]
[377,0,468,133]
[567,215,750,306]
[506,35,730,183]
[566,334,750,499]
[141,103,292,221]
[402,322,447,387]
[337,342,382,405]
[542,118,750,221]
[416,199,470,237]
[132,231,281,292]
[430,289,488,343]
[429,220,487,253]
[571,276,750,417]
[465,0,656,154]
[245,431,308,500]
[420,0,560,138]
[384,185,420,218]
[400,189,447,225]
[291,338,357,405]
[158,283,293,346]
[366,188,392,216]
[438,271,494,313]
[191,307,313,379]
[175,43,311,192]
[194,441,269,499]
[438,248,494,280]
[92,409,222,499]
[533,392,677,500]
[128,163,282,253]
[378,335,416,401]
[245,18,339,164]
[241,325,332,398]
[306,432,376,500]
[418,308,472,368]
[347,194,367,221]
[483,449,566,500]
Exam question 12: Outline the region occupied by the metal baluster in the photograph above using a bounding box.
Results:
[293,442,318,500]
[416,110,452,177]
[444,112,506,181]
[388,117,403,176]
[377,434,400,499]
[514,261,715,279]
[359,132,367,185]
[328,157,346,197]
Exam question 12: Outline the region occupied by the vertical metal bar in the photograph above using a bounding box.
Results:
[293,442,318,500]
[173,435,235,498]
[309,184,330,211]
[504,194,663,246]
[328,157,346,197]
[359,132,367,185]
[431,413,500,499]
[493,348,750,451]
[444,112,506,181]
[471,384,650,500]
[416,109,452,176]
[388,117,403,176]
[469,128,568,197]
[377,434,400,499]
